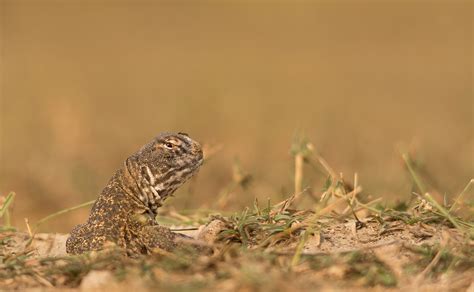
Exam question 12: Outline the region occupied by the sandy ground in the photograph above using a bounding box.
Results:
[1,217,473,291]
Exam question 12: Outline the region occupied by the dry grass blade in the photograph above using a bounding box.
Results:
[290,133,314,202]
[402,153,466,231]
[313,152,337,180]
[294,152,304,197]
[277,188,309,213]
[34,200,96,232]
[413,232,449,286]
[449,179,473,213]
[24,218,33,237]
[290,227,311,268]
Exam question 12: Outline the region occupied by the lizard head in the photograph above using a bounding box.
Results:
[125,132,203,213]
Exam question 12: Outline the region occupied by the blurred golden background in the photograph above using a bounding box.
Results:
[1,1,472,232]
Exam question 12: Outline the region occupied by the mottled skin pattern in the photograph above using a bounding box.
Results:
[66,132,203,255]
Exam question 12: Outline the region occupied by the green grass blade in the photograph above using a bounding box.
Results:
[0,192,16,227]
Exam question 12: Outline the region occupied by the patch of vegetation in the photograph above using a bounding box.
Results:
[0,138,472,291]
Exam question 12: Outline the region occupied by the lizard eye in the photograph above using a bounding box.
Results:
[164,142,174,149]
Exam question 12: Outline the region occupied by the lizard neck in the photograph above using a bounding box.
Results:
[100,168,154,216]
[121,158,163,216]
